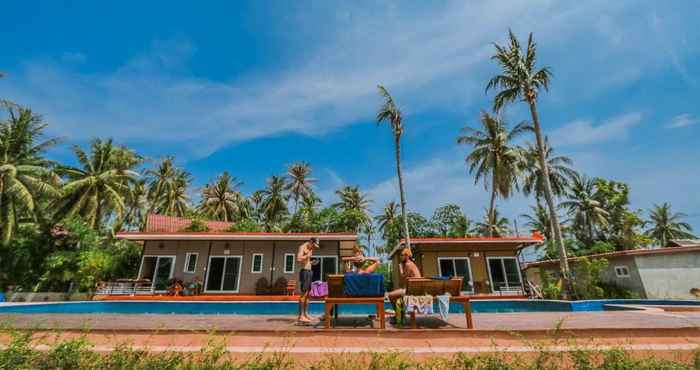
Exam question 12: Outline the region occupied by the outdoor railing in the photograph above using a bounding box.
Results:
[96,281,154,295]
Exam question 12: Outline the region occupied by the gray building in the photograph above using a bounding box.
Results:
[524,245,700,300]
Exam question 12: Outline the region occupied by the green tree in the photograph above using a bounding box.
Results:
[519,137,576,200]
[259,175,288,230]
[431,204,474,237]
[593,178,648,250]
[333,185,371,232]
[520,204,551,239]
[198,171,245,222]
[0,101,60,244]
[55,139,141,229]
[375,201,399,239]
[645,203,695,247]
[122,179,147,231]
[476,208,510,237]
[284,162,316,213]
[145,157,191,218]
[457,111,528,235]
[486,30,570,291]
[376,85,412,250]
[561,174,609,245]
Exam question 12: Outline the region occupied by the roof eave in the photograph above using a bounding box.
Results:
[115,232,357,241]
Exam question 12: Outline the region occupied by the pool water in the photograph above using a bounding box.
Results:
[0,299,698,315]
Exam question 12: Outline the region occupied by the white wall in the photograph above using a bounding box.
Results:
[636,252,700,300]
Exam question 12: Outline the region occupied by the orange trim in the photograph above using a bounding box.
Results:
[94,294,526,301]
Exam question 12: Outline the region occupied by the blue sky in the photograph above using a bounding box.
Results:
[2,1,699,233]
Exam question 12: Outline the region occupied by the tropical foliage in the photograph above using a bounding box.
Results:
[645,203,696,246]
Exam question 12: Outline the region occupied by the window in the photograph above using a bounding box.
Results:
[184,253,198,274]
[438,257,474,292]
[284,253,295,273]
[139,255,176,291]
[310,256,338,281]
[251,254,264,273]
[487,257,522,292]
[615,266,630,278]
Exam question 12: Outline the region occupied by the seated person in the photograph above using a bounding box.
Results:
[168,279,184,296]
[343,246,380,274]
[387,247,421,306]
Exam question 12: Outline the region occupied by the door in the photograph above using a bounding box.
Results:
[487,257,522,292]
[139,256,175,292]
[310,256,338,282]
[438,257,474,293]
[205,256,242,293]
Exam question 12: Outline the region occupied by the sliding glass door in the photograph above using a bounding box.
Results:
[139,256,175,291]
[487,257,522,292]
[437,257,474,293]
[310,256,338,282]
[205,256,242,293]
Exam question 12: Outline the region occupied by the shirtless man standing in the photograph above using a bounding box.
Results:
[297,237,319,323]
[387,247,421,306]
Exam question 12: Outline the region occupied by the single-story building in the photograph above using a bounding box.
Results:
[388,234,544,294]
[115,214,358,294]
[523,244,700,300]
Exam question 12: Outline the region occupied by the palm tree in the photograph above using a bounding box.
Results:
[198,171,245,222]
[560,174,609,244]
[645,203,695,247]
[520,137,577,200]
[457,111,528,235]
[376,85,412,249]
[259,175,288,230]
[450,215,475,238]
[375,201,399,239]
[333,185,371,232]
[145,157,191,217]
[476,208,510,237]
[521,204,551,240]
[285,162,316,213]
[123,179,147,230]
[486,30,571,291]
[55,139,141,229]
[0,102,60,244]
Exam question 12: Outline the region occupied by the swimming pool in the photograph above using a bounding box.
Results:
[0,299,698,315]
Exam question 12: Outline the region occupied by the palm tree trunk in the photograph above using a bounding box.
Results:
[488,173,497,237]
[395,134,411,250]
[527,97,571,297]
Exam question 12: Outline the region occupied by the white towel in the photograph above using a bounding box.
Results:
[437,293,450,320]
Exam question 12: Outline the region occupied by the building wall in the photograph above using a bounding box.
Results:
[391,243,520,293]
[635,252,700,299]
[599,256,646,297]
[139,239,345,294]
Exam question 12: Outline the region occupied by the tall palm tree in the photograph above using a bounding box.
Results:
[457,111,528,235]
[375,201,399,240]
[55,139,141,229]
[486,30,571,291]
[259,175,288,230]
[285,162,316,213]
[520,204,551,240]
[560,174,609,244]
[198,171,244,222]
[122,179,147,230]
[376,85,412,249]
[520,137,577,200]
[145,157,191,217]
[476,208,510,237]
[0,102,60,244]
[645,203,695,247]
[333,185,371,232]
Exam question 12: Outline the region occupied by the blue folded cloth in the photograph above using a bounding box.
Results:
[431,276,450,280]
[0,292,4,302]
[344,273,385,297]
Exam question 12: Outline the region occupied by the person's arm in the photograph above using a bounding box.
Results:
[297,243,308,263]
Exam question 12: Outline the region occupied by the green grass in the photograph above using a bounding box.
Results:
[0,329,698,369]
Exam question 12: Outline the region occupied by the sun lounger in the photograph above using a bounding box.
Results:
[404,277,473,329]
[324,274,385,329]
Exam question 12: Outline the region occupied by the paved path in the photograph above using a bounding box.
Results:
[2,310,700,332]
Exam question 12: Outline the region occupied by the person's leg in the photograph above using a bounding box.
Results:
[387,288,405,307]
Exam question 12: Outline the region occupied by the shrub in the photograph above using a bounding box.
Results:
[181,219,210,232]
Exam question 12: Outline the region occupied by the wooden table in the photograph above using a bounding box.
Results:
[408,295,473,329]
[324,296,386,329]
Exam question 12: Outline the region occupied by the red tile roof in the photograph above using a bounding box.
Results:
[145,214,233,233]
[523,245,700,270]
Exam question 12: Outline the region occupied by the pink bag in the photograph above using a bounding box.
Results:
[310,281,328,298]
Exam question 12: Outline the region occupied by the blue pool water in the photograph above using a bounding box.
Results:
[0,299,698,315]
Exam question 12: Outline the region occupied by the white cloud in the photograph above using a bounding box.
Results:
[549,112,643,146]
[3,1,694,159]
[665,114,699,129]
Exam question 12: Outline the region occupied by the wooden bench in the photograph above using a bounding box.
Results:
[324,274,386,329]
[405,277,473,329]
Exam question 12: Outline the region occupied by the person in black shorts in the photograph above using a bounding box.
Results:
[296,237,319,323]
